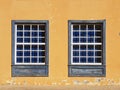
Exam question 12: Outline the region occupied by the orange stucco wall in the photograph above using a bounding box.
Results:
[0,0,120,85]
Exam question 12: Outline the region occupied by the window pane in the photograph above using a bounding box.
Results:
[39,58,45,63]
[80,32,86,36]
[17,38,23,43]
[88,38,94,43]
[17,45,23,50]
[80,58,86,63]
[24,58,30,63]
[31,58,37,63]
[32,25,38,30]
[80,38,86,42]
[95,45,102,50]
[24,45,30,50]
[17,58,23,63]
[73,51,79,56]
[39,25,45,30]
[73,32,79,36]
[95,38,101,43]
[17,32,23,36]
[88,58,94,63]
[73,45,79,50]
[80,45,86,50]
[32,38,38,43]
[80,24,86,30]
[73,57,79,63]
[96,32,101,36]
[88,45,94,50]
[80,51,86,56]
[24,38,30,43]
[95,58,101,63]
[95,24,102,30]
[73,38,79,43]
[32,32,38,37]
[39,38,45,43]
[32,45,38,50]
[24,51,30,56]
[88,32,94,36]
[17,25,23,30]
[88,51,94,56]
[39,45,45,50]
[24,25,30,30]
[73,25,79,30]
[88,25,94,30]
[17,51,23,56]
[24,32,30,36]
[39,32,45,37]
[95,51,101,56]
[39,51,45,56]
[32,51,37,56]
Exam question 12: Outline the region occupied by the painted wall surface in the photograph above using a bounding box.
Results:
[0,0,120,85]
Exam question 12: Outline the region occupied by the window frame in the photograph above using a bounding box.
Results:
[12,20,49,77]
[68,20,106,77]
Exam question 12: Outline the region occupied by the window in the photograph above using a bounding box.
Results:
[12,20,49,77]
[68,20,106,76]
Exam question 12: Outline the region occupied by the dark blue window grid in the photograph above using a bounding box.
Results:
[16,24,46,64]
[72,24,102,64]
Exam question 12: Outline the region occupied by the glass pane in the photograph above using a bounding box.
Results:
[88,45,94,50]
[32,32,38,37]
[80,58,86,63]
[80,32,86,36]
[88,58,94,63]
[80,45,86,50]
[24,45,30,50]
[17,32,23,36]
[73,32,79,36]
[73,25,79,30]
[95,38,101,43]
[32,25,38,30]
[80,38,86,42]
[80,24,86,30]
[24,51,30,56]
[88,25,94,30]
[24,38,30,43]
[17,58,23,63]
[95,58,101,63]
[17,51,23,56]
[17,25,23,30]
[80,51,86,56]
[95,24,102,30]
[95,51,101,56]
[39,45,45,50]
[73,57,79,63]
[17,45,23,50]
[39,38,45,43]
[39,51,45,56]
[95,45,102,50]
[24,58,30,63]
[31,58,37,63]
[39,25,45,30]
[24,25,30,30]
[32,38,38,43]
[73,45,79,50]
[88,32,94,36]
[96,32,101,36]
[32,51,37,56]
[39,32,45,37]
[88,51,94,56]
[88,38,94,43]
[24,32,30,36]
[73,38,79,43]
[32,45,38,50]
[73,51,79,56]
[17,38,23,43]
[39,58,45,63]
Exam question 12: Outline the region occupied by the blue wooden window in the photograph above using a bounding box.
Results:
[12,20,49,77]
[68,20,106,77]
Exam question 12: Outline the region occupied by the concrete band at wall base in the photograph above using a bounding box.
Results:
[12,65,48,77]
[68,65,106,77]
